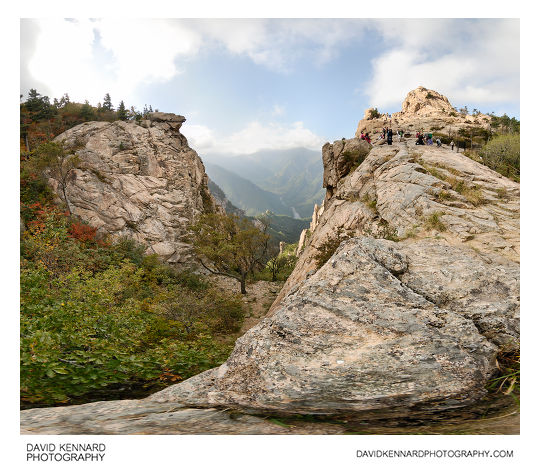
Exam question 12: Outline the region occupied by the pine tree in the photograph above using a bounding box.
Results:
[102,93,113,111]
[80,100,94,121]
[117,100,128,121]
[59,93,70,108]
[25,89,55,121]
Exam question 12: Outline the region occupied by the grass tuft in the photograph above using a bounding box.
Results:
[424,212,447,232]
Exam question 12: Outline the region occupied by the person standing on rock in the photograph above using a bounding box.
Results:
[436,138,442,147]
[387,128,393,145]
[450,140,455,151]
[416,134,425,145]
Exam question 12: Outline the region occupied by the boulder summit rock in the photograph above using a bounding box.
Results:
[48,112,218,264]
[356,86,492,137]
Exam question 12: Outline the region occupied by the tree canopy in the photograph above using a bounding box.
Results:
[189,212,270,294]
[20,89,157,151]
[480,134,520,181]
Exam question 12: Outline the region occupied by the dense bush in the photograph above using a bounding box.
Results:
[20,188,243,407]
[369,108,381,119]
[479,134,520,182]
[253,243,298,282]
[20,92,245,408]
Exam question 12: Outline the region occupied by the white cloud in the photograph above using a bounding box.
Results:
[182,121,325,155]
[23,18,369,102]
[181,123,217,151]
[96,19,202,91]
[27,19,103,103]
[22,18,519,119]
[272,104,285,116]
[196,19,367,72]
[364,19,519,110]
[24,18,203,104]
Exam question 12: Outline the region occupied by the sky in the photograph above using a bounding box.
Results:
[20,18,520,156]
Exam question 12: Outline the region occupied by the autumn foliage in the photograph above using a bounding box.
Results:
[19,92,243,408]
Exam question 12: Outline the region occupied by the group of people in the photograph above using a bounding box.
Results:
[359,126,457,151]
[415,131,443,147]
[360,127,405,146]
[382,127,406,145]
[359,131,372,143]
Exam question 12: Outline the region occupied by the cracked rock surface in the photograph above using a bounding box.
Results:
[49,112,218,264]
[150,237,505,417]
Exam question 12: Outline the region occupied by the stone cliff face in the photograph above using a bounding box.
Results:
[21,95,519,434]
[49,112,219,264]
[356,86,492,137]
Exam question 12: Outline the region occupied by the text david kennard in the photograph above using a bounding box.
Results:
[27,443,106,462]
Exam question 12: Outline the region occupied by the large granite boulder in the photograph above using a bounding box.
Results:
[150,236,510,418]
[48,112,218,264]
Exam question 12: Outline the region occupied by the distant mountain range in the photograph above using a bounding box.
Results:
[202,147,325,219]
[207,178,310,245]
[205,163,289,216]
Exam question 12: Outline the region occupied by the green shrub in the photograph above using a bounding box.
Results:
[496,187,509,200]
[313,228,353,269]
[479,134,520,182]
[436,190,455,202]
[341,150,366,173]
[369,108,381,119]
[447,177,486,206]
[424,212,447,232]
[20,208,243,407]
[361,194,378,213]
[486,350,520,397]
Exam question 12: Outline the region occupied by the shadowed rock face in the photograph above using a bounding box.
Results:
[322,138,371,200]
[49,112,218,264]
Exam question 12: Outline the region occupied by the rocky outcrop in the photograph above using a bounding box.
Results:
[399,86,455,116]
[21,100,519,434]
[150,236,506,417]
[273,140,519,315]
[49,112,219,264]
[322,137,371,200]
[356,86,492,137]
[147,140,519,418]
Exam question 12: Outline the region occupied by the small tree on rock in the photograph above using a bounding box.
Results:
[189,213,270,294]
[102,93,114,111]
[117,100,128,121]
[33,141,81,215]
